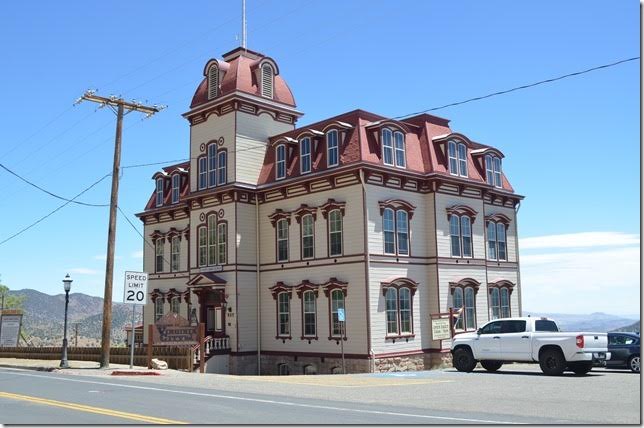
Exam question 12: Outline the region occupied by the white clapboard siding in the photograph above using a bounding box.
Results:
[259,263,367,355]
[437,265,489,328]
[485,204,518,262]
[143,219,189,275]
[236,271,258,351]
[190,202,237,265]
[435,193,486,259]
[486,268,520,318]
[236,203,258,265]
[190,112,235,192]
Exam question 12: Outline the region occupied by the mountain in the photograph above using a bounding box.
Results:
[5,289,142,347]
[524,311,639,332]
[611,321,640,333]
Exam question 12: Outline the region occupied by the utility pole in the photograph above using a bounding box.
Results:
[75,91,163,368]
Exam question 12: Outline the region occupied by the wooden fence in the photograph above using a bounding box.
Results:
[0,346,193,371]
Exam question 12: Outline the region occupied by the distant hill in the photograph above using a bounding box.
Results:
[611,321,640,333]
[5,289,142,346]
[523,311,639,332]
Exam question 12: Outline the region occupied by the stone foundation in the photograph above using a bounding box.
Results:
[260,354,370,375]
[229,354,258,375]
[374,351,452,373]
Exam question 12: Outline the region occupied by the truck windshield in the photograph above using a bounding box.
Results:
[535,320,558,332]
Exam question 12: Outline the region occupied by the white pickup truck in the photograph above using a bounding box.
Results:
[451,317,611,375]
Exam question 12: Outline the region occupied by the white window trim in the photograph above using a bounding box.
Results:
[301,214,314,260]
[457,142,468,177]
[277,219,289,262]
[261,64,274,99]
[383,208,396,255]
[327,130,339,168]
[382,129,394,166]
[208,65,219,99]
[277,292,290,336]
[155,178,164,207]
[198,157,207,190]
[330,290,345,337]
[170,236,180,271]
[399,287,412,334]
[385,287,398,335]
[460,216,473,259]
[393,131,406,168]
[208,144,217,188]
[217,222,227,265]
[198,227,207,267]
[300,137,311,174]
[328,209,343,257]
[396,210,409,255]
[218,151,227,185]
[449,215,461,258]
[171,174,180,204]
[275,144,286,180]
[302,290,316,337]
[448,141,458,176]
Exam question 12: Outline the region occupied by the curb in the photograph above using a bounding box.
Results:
[0,364,56,372]
[111,370,161,376]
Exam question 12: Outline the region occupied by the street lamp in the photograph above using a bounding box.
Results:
[60,274,73,369]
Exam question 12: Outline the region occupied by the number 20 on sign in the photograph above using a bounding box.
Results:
[123,271,148,305]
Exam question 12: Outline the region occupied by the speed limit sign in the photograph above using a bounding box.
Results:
[123,271,148,304]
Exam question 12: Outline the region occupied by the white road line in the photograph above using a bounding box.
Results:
[0,368,523,424]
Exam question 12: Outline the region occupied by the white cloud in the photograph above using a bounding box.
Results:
[520,232,639,250]
[520,246,640,314]
[131,250,144,259]
[67,268,100,275]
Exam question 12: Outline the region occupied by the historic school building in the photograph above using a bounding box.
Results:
[137,45,524,375]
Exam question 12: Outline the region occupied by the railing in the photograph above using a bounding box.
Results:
[192,336,230,365]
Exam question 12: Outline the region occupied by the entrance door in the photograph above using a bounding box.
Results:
[205,305,225,336]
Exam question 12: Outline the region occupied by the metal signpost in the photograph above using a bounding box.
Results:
[338,308,346,374]
[123,271,148,369]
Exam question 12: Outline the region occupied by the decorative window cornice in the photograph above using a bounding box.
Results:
[320,199,346,219]
[449,277,481,293]
[150,288,165,303]
[269,281,293,299]
[322,277,348,297]
[150,230,165,243]
[378,199,416,219]
[166,288,181,301]
[182,226,190,241]
[485,213,512,225]
[380,277,419,296]
[488,280,515,295]
[166,227,182,240]
[268,209,292,227]
[293,204,317,223]
[446,205,478,222]
[295,280,320,298]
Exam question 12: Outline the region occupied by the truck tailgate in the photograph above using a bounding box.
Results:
[581,332,608,352]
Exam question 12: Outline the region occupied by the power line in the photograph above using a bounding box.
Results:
[0,173,112,247]
[392,56,640,119]
[0,163,109,207]
[117,205,172,267]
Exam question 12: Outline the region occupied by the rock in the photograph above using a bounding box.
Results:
[151,358,168,370]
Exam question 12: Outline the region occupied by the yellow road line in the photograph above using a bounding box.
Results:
[0,391,187,424]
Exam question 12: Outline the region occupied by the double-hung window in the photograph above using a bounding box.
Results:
[198,157,207,190]
[171,174,180,204]
[448,141,468,177]
[218,151,227,185]
[327,130,339,167]
[301,214,314,259]
[277,292,290,336]
[490,287,511,319]
[170,236,180,271]
[155,298,164,321]
[302,291,316,337]
[485,154,502,187]
[276,144,286,180]
[208,144,217,187]
[382,129,393,166]
[198,227,207,266]
[208,215,217,266]
[383,209,395,254]
[500,288,510,318]
[328,210,342,256]
[394,131,406,167]
[170,297,180,314]
[300,137,311,174]
[450,215,473,258]
[155,178,164,207]
[452,287,476,330]
[217,223,227,264]
[330,290,345,337]
[155,240,164,272]
[383,208,410,256]
[487,221,507,261]
[385,287,413,336]
[277,219,289,262]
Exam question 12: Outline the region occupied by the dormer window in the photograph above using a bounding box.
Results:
[261,63,274,98]
[394,131,405,168]
[382,129,393,166]
[155,178,164,207]
[171,174,180,204]
[208,64,219,99]
[276,144,286,180]
[327,130,339,167]
[448,140,468,177]
[485,154,502,187]
[300,137,311,174]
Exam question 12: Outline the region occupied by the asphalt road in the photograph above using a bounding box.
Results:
[0,365,639,424]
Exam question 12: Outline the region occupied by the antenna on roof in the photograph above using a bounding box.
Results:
[241,0,247,49]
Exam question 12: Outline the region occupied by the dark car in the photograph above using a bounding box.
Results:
[607,332,640,373]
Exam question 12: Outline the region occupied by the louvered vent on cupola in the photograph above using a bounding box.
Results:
[261,64,273,98]
[208,65,219,99]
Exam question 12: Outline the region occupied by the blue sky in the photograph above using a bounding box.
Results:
[0,1,639,315]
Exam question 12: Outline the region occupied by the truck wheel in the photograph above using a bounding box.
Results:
[569,362,592,375]
[539,348,565,376]
[628,355,640,373]
[480,360,503,372]
[453,348,477,372]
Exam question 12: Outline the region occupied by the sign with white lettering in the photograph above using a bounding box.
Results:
[431,318,451,340]
[123,271,148,304]
[0,313,22,347]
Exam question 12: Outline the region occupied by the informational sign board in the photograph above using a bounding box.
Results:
[337,308,345,322]
[152,313,198,345]
[0,313,23,347]
[431,318,451,340]
[123,271,148,304]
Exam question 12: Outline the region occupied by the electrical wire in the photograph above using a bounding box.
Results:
[0,173,112,246]
[0,163,109,207]
[117,205,172,266]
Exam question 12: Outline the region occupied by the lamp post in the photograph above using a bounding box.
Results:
[60,274,73,369]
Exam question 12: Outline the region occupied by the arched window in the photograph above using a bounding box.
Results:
[500,288,510,318]
[399,287,411,333]
[487,221,497,260]
[277,292,290,336]
[327,130,339,167]
[485,154,503,187]
[171,174,180,204]
[489,283,513,319]
[301,214,314,259]
[385,287,397,335]
[170,296,180,314]
[208,215,217,266]
[155,240,164,273]
[217,150,227,185]
[496,223,507,260]
[217,222,227,264]
[302,290,316,337]
[300,137,311,174]
[155,178,164,207]
[449,215,461,257]
[383,208,395,254]
[198,157,207,190]
[277,219,289,262]
[261,63,274,98]
[490,288,500,319]
[397,210,409,255]
[394,131,406,168]
[275,144,286,180]
[452,287,464,330]
[170,236,180,272]
[330,289,345,337]
[208,64,219,99]
[208,143,217,188]
[464,287,476,330]
[328,209,342,256]
[155,298,164,321]
[448,141,468,177]
[382,128,393,166]
[450,280,479,331]
[460,216,472,258]
[198,226,207,267]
